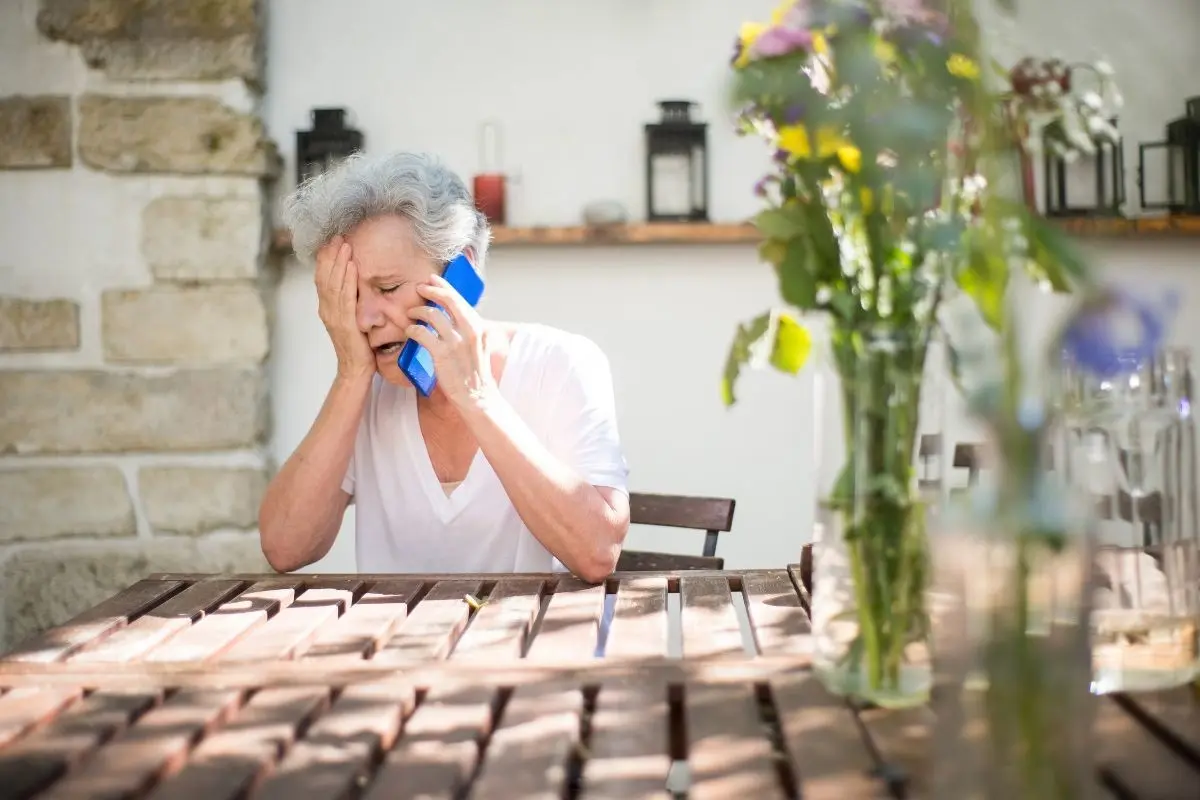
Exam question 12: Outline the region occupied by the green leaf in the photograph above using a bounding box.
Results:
[957,240,1008,329]
[1024,213,1094,292]
[769,314,812,374]
[829,291,859,322]
[721,312,771,406]
[758,238,787,267]
[799,200,841,279]
[753,207,806,240]
[777,239,818,308]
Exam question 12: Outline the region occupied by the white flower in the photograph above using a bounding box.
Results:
[1082,91,1103,111]
[1095,60,1115,76]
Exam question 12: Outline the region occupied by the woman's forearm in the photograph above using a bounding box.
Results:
[259,374,372,572]
[459,390,629,582]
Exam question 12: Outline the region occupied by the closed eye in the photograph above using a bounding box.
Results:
[380,285,400,294]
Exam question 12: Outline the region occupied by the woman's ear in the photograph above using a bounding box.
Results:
[462,245,477,267]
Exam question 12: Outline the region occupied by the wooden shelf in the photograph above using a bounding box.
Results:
[269,222,758,254]
[269,215,1200,255]
[1053,214,1200,238]
[489,222,760,246]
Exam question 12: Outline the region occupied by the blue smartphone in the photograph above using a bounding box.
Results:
[397,253,486,396]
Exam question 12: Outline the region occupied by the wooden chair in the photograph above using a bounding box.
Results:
[615,492,736,572]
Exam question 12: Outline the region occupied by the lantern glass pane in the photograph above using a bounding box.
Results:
[1062,153,1100,210]
[651,150,692,218]
[1139,142,1180,211]
[690,143,705,212]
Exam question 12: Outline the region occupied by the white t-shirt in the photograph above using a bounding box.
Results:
[341,323,629,574]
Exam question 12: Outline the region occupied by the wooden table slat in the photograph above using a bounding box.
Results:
[855,703,932,798]
[1095,694,1200,799]
[2,580,185,663]
[66,580,247,665]
[450,578,545,661]
[604,577,668,658]
[218,580,359,663]
[253,681,415,800]
[680,576,745,658]
[0,687,83,749]
[524,583,605,661]
[1114,687,1200,766]
[143,686,331,800]
[363,684,499,800]
[686,681,788,800]
[302,579,422,661]
[35,688,244,800]
[141,581,301,663]
[742,571,812,657]
[769,672,879,799]
[786,564,811,610]
[579,680,672,799]
[372,580,481,664]
[0,690,158,800]
[468,682,584,800]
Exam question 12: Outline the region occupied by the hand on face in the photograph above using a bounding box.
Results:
[405,274,496,408]
[315,235,376,382]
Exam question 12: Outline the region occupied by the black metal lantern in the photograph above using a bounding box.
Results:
[1137,98,1200,215]
[296,108,364,186]
[644,100,709,222]
[1042,116,1125,218]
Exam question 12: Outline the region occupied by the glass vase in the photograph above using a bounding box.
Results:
[930,456,1098,799]
[812,327,935,708]
[1059,346,1200,693]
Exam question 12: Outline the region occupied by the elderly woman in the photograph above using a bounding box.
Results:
[259,152,630,582]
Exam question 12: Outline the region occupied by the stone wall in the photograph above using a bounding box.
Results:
[0,0,278,652]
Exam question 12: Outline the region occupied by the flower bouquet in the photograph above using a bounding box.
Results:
[721,0,1120,707]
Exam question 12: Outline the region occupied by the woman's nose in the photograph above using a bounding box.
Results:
[356,292,386,331]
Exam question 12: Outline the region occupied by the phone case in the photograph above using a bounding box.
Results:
[397,253,486,396]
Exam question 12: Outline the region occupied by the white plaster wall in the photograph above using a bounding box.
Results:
[263,0,1200,571]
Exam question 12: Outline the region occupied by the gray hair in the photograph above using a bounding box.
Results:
[281,151,491,272]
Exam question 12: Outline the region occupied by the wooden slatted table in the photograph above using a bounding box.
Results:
[0,567,1196,798]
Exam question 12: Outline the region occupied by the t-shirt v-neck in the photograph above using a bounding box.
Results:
[341,323,630,575]
[400,332,527,524]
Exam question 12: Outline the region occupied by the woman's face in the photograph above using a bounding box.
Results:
[344,214,441,387]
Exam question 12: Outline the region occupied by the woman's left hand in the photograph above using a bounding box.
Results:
[406,274,497,408]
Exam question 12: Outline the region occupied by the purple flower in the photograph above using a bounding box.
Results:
[754,176,772,197]
[880,0,950,45]
[752,25,814,58]
[784,103,806,124]
[1060,287,1176,378]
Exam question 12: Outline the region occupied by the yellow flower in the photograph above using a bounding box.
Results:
[837,146,862,174]
[813,127,851,157]
[947,53,980,80]
[735,21,766,67]
[812,32,829,56]
[780,125,860,169]
[778,124,812,157]
[769,0,791,26]
[874,39,898,64]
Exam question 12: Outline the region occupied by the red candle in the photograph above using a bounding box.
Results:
[473,173,506,225]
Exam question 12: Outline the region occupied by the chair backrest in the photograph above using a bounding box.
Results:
[617,492,737,572]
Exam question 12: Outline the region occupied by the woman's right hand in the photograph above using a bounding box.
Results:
[315,235,375,382]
